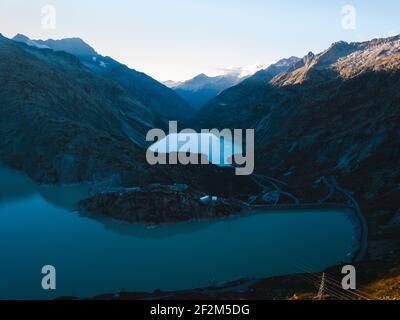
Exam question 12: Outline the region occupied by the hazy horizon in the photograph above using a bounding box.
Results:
[1,0,399,81]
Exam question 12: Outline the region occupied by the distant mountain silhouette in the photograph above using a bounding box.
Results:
[165,65,271,110]
[172,73,241,110]
[162,80,182,88]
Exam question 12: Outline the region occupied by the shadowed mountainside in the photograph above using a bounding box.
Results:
[0,34,258,196]
[13,34,193,122]
[195,36,400,190]
[0,34,159,184]
[192,35,400,297]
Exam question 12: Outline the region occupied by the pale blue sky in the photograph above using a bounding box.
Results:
[1,0,399,81]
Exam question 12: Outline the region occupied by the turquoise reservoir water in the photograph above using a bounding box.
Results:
[0,167,357,299]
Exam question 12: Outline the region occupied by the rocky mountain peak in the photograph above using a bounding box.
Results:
[12,34,50,49]
[13,34,98,58]
[275,56,301,68]
[39,37,98,58]
[13,34,30,42]
[272,35,400,86]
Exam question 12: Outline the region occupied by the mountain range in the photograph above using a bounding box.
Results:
[165,73,241,110]
[4,33,400,200]
[163,65,269,109]
[1,31,399,297]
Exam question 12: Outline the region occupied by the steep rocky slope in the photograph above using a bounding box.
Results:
[0,35,159,184]
[272,36,400,85]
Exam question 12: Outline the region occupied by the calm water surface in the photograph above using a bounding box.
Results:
[0,167,357,299]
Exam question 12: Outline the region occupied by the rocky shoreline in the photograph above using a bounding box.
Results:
[79,184,250,224]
